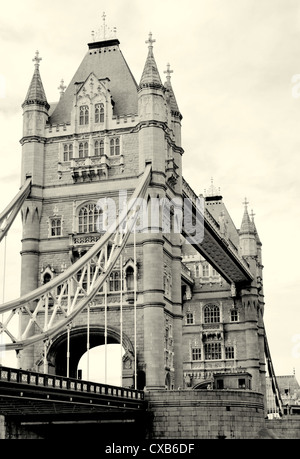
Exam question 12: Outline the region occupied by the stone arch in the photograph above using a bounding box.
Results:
[45,324,134,380]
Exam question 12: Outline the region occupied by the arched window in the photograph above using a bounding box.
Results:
[110,137,120,156]
[109,271,120,292]
[78,203,101,233]
[43,273,52,284]
[79,105,89,125]
[79,142,88,158]
[63,143,73,161]
[95,103,104,123]
[204,304,220,323]
[194,264,200,278]
[94,139,104,156]
[204,342,221,360]
[126,266,134,291]
[202,263,209,277]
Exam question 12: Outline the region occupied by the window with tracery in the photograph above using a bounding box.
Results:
[78,203,101,233]
[63,143,73,161]
[204,342,221,360]
[79,141,89,158]
[110,137,120,156]
[202,263,209,277]
[50,217,62,237]
[79,105,89,125]
[204,304,220,323]
[95,103,104,123]
[109,271,121,292]
[94,139,104,156]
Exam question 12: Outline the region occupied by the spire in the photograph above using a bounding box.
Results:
[250,209,261,244]
[239,198,255,234]
[139,32,163,89]
[164,62,180,113]
[22,51,49,110]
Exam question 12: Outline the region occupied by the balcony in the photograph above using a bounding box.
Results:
[70,155,110,182]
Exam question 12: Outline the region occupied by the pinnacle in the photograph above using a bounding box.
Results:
[139,33,163,89]
[22,51,49,110]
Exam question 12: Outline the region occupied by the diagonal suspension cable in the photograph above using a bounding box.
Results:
[0,178,31,243]
[0,165,151,351]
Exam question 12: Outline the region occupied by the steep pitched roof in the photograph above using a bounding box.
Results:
[23,52,49,110]
[139,33,163,89]
[50,39,138,124]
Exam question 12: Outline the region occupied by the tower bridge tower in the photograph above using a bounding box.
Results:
[19,27,184,390]
[18,23,266,398]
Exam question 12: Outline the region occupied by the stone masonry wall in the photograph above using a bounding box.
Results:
[145,389,265,439]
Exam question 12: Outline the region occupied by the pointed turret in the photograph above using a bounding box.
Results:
[163,63,182,146]
[21,50,48,186]
[139,32,163,89]
[22,51,49,110]
[138,33,167,173]
[239,198,257,258]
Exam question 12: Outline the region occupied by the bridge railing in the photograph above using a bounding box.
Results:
[0,365,144,401]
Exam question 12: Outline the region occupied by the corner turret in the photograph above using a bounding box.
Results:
[239,198,257,258]
[21,51,49,186]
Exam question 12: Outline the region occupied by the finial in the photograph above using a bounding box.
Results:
[91,12,117,42]
[102,11,107,39]
[204,177,221,197]
[164,63,173,82]
[243,197,249,208]
[58,79,66,96]
[250,209,255,221]
[33,50,42,68]
[146,32,156,49]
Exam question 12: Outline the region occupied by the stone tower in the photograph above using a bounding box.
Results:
[19,30,184,390]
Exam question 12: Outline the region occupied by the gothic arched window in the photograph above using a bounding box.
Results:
[204,304,220,324]
[110,137,120,156]
[78,203,101,233]
[230,309,238,322]
[94,139,104,156]
[63,143,73,161]
[79,105,89,125]
[109,271,121,292]
[126,266,134,291]
[202,263,209,277]
[79,142,88,158]
[95,103,104,123]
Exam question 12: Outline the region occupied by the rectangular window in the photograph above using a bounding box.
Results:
[51,218,62,237]
[204,342,221,360]
[186,312,194,325]
[202,263,209,277]
[238,378,246,389]
[230,309,238,322]
[192,348,201,361]
[225,346,234,359]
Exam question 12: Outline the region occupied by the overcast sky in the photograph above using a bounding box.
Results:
[0,0,300,380]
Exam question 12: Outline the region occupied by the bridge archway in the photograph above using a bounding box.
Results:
[46,325,135,384]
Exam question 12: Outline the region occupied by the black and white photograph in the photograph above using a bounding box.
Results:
[0,0,299,443]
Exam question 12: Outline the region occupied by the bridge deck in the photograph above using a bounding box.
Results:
[0,366,147,423]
